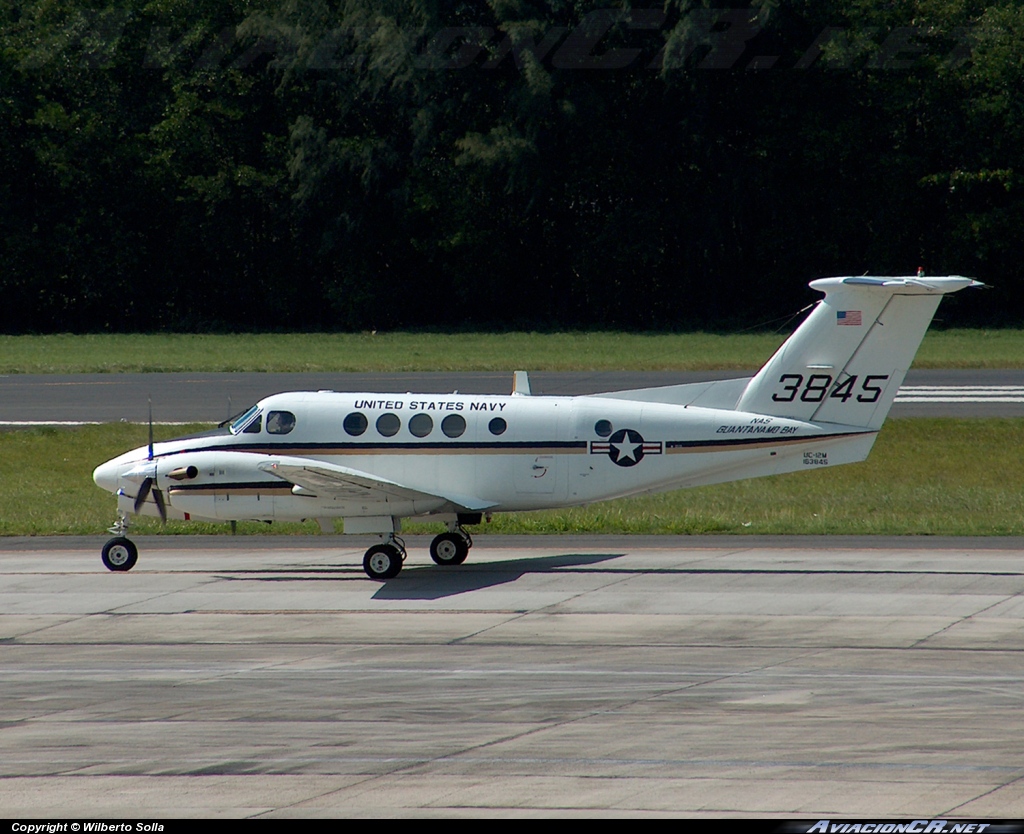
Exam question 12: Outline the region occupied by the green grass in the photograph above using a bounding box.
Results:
[2,328,1023,373]
[2,419,1021,537]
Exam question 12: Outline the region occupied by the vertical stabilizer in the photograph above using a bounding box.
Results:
[735,276,981,428]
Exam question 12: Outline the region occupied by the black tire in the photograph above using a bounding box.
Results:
[430,532,469,566]
[363,544,403,580]
[101,537,138,572]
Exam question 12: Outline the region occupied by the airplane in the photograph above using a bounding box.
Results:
[93,274,981,580]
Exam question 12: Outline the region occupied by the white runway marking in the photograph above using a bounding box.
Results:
[895,385,1024,403]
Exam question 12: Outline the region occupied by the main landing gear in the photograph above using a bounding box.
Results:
[429,528,472,566]
[363,536,407,580]
[361,525,475,580]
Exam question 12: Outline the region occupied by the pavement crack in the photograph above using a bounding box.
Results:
[910,593,1020,648]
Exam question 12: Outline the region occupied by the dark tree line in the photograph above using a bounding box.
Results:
[2,0,1022,332]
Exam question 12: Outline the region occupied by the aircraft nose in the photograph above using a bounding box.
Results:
[92,459,122,493]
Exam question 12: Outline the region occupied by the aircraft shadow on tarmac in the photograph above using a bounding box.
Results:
[370,552,627,600]
[368,553,626,602]
[213,552,625,599]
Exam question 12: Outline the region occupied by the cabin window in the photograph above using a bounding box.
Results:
[243,415,262,434]
[409,413,433,437]
[594,419,613,437]
[266,411,296,435]
[344,412,368,436]
[488,417,507,436]
[376,412,401,437]
[441,414,466,438]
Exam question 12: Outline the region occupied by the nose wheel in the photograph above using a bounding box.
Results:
[102,537,138,572]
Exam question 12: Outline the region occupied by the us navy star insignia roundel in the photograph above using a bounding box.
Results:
[609,429,645,466]
[590,429,663,467]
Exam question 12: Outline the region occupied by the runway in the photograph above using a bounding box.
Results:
[3,535,1024,818]
[2,369,1024,423]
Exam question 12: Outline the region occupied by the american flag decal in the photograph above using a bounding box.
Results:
[837,310,862,326]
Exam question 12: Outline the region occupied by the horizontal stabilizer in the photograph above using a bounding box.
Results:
[590,376,750,409]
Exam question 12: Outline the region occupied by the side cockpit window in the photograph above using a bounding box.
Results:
[266,410,296,435]
[243,415,262,434]
[229,405,260,435]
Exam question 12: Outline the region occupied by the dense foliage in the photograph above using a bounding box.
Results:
[2,1,1021,332]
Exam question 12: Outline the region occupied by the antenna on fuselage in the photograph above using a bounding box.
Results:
[511,371,532,396]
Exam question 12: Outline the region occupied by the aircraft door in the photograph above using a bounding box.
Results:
[516,454,556,494]
[512,400,566,497]
[571,403,608,500]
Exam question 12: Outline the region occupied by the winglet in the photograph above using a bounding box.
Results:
[512,370,532,396]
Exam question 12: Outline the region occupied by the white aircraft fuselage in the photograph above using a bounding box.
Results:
[94,392,875,519]
[92,275,982,579]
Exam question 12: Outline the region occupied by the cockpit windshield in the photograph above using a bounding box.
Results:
[228,405,261,435]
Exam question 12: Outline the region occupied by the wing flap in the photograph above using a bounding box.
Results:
[257,458,495,511]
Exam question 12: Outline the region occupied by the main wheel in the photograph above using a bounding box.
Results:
[102,537,138,572]
[363,544,404,580]
[430,532,469,566]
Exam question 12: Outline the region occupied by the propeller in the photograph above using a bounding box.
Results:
[133,396,167,523]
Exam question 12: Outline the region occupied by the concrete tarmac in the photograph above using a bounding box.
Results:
[2,535,1023,818]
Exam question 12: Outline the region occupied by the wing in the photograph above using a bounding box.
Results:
[256,457,495,512]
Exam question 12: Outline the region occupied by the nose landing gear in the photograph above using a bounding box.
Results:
[101,513,138,572]
[101,537,138,571]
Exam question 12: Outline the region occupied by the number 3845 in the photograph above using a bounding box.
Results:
[771,374,890,404]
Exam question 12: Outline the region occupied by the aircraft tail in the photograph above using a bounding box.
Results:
[735,275,982,429]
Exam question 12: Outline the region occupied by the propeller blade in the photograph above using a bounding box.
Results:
[152,487,167,523]
[134,477,153,514]
[148,396,154,460]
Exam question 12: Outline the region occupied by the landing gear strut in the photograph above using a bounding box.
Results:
[429,526,473,566]
[363,536,406,580]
